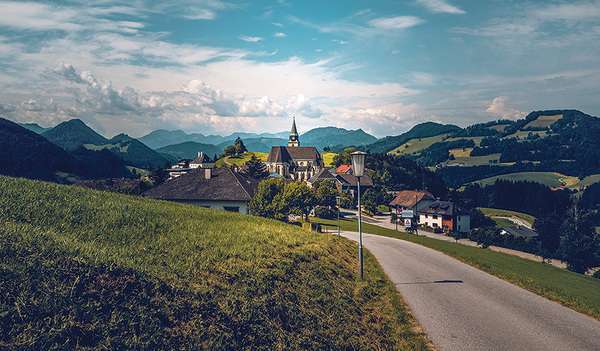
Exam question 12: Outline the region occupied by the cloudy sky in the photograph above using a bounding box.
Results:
[1,0,599,138]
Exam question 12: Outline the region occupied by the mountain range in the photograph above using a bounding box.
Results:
[5,109,600,188]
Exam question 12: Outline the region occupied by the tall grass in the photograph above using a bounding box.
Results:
[0,176,430,350]
[319,216,600,320]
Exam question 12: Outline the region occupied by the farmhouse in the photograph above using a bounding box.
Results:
[265,118,325,181]
[389,190,436,222]
[143,167,259,215]
[419,200,470,233]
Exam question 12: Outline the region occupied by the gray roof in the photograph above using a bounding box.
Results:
[191,152,213,164]
[307,168,337,184]
[335,173,373,187]
[502,226,539,238]
[143,167,259,202]
[419,200,469,216]
[389,190,435,208]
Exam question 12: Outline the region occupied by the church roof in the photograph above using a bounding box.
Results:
[266,146,323,164]
[290,117,298,137]
[190,152,213,164]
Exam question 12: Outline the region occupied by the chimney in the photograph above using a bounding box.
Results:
[205,168,212,180]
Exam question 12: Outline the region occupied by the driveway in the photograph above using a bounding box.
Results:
[340,230,600,351]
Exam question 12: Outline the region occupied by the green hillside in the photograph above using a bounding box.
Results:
[216,152,269,167]
[0,176,429,350]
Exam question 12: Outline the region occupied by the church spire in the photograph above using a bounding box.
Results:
[288,116,299,147]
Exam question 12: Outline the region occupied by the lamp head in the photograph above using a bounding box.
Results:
[350,151,367,177]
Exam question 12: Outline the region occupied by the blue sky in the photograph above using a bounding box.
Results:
[1,0,599,138]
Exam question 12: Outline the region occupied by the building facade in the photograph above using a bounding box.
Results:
[265,118,324,181]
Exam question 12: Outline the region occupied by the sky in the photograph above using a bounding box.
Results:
[1,0,599,138]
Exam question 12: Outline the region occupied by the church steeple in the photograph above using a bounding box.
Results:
[288,116,299,147]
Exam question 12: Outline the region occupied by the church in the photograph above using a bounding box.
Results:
[265,118,324,181]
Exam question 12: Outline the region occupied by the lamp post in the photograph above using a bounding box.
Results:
[336,195,341,237]
[351,151,366,279]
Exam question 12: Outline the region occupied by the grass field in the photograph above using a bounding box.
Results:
[321,152,337,167]
[473,172,566,188]
[452,153,504,166]
[523,114,563,129]
[477,207,536,227]
[215,152,269,167]
[316,216,600,320]
[0,176,430,350]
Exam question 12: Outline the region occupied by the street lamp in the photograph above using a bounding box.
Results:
[351,151,366,279]
[336,195,341,237]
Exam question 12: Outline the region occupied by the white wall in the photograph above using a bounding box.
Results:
[177,200,251,215]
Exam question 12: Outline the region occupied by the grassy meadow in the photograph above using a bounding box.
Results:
[317,216,600,321]
[321,152,337,167]
[477,207,536,227]
[0,175,430,350]
[215,152,269,167]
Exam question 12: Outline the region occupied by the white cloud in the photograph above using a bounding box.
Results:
[274,32,286,38]
[416,0,466,15]
[486,96,527,120]
[239,35,263,42]
[369,16,424,30]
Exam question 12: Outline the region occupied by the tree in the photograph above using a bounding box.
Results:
[313,180,339,208]
[323,146,330,152]
[533,213,562,261]
[248,178,288,221]
[284,181,316,222]
[224,145,238,157]
[361,185,390,214]
[235,137,247,155]
[557,199,599,273]
[243,154,269,180]
[331,148,356,167]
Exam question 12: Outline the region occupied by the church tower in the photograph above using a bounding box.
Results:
[288,117,299,147]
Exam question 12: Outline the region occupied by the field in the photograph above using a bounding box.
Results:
[388,134,448,156]
[473,172,566,188]
[215,151,268,167]
[321,152,337,167]
[317,216,600,320]
[477,207,536,227]
[523,114,563,129]
[0,176,429,350]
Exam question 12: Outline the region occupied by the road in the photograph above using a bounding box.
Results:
[340,231,600,351]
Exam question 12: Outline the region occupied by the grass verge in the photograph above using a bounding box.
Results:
[317,216,600,321]
[0,176,430,350]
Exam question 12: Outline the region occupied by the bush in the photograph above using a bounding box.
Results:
[314,206,336,219]
[593,270,600,279]
[377,205,391,213]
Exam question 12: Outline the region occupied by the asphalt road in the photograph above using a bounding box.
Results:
[340,231,600,351]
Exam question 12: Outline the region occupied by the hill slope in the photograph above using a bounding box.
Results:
[367,122,462,153]
[0,118,81,181]
[156,141,224,160]
[0,176,429,350]
[301,127,378,151]
[42,119,109,151]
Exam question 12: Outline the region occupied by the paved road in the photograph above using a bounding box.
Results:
[340,231,600,351]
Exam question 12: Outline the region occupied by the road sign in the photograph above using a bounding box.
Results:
[404,218,412,227]
[402,210,414,218]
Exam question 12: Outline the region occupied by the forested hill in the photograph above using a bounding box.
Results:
[366,122,462,154]
[42,119,109,151]
[0,118,81,181]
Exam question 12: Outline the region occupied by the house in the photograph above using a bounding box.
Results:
[307,168,340,188]
[265,118,325,181]
[419,200,470,233]
[143,167,259,215]
[189,152,214,169]
[335,173,373,198]
[389,190,436,222]
[501,226,539,238]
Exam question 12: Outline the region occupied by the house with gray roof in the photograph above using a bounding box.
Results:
[419,200,470,233]
[143,167,259,214]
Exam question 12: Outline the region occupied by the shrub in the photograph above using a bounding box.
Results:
[377,205,391,213]
[314,206,336,219]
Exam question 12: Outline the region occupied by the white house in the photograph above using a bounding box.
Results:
[419,200,471,233]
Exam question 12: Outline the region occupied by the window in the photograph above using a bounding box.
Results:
[458,216,461,221]
[458,225,461,231]
[223,206,240,213]
[432,215,438,219]
[425,214,428,218]
[433,223,438,227]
